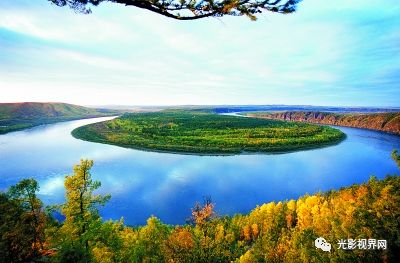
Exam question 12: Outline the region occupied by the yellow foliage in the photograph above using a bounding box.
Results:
[215,224,225,243]
[287,199,296,211]
[225,232,235,243]
[239,250,256,263]
[381,185,393,199]
[168,227,194,250]
[305,195,320,208]
[92,245,114,263]
[251,223,259,238]
[243,225,251,241]
[258,202,275,218]
[121,227,137,244]
[356,185,368,199]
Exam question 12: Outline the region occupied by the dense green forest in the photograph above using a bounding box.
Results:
[72,111,345,154]
[0,102,117,134]
[1,151,399,262]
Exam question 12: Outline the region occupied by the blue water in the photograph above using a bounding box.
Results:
[1,117,399,226]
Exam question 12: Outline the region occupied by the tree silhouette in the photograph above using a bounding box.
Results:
[48,0,302,20]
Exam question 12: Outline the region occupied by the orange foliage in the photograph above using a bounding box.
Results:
[251,223,259,238]
[168,227,195,250]
[190,199,215,226]
[242,225,251,241]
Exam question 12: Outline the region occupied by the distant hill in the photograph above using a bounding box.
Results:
[246,111,400,135]
[0,102,119,134]
[92,105,400,114]
[210,105,400,114]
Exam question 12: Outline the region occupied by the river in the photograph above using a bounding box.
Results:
[1,116,399,225]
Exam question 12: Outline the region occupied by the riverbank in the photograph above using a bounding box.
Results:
[246,111,400,135]
[71,111,345,155]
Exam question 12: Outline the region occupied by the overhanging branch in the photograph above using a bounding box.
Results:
[49,0,302,20]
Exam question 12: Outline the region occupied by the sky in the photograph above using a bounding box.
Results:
[0,0,399,107]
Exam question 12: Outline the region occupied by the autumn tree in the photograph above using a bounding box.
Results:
[9,179,47,253]
[55,159,110,262]
[189,196,216,227]
[164,226,196,261]
[48,0,302,20]
[91,220,125,263]
[187,197,232,261]
[0,179,47,262]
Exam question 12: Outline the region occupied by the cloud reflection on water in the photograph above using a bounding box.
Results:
[1,118,400,225]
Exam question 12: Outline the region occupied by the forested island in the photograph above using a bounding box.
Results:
[0,102,118,134]
[246,111,400,135]
[71,111,345,154]
[1,151,399,262]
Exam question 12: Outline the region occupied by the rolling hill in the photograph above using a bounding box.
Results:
[0,102,119,134]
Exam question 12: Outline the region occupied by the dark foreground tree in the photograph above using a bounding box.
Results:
[48,0,302,20]
[0,179,47,262]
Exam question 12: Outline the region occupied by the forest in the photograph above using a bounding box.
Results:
[72,111,345,154]
[1,151,399,262]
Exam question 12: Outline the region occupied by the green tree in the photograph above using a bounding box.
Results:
[0,179,47,262]
[8,178,45,251]
[392,149,400,168]
[48,0,302,20]
[56,159,110,262]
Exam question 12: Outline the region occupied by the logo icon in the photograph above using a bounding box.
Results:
[315,237,331,252]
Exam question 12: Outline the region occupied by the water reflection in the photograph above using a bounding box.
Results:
[1,117,400,225]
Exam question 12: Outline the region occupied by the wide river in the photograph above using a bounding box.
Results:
[1,116,400,225]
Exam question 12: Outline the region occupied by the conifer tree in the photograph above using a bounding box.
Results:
[58,159,110,262]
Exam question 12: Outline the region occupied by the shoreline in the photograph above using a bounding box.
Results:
[244,111,400,136]
[0,115,119,135]
[71,133,347,156]
[71,113,346,156]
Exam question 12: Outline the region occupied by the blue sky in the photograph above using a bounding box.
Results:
[0,0,399,106]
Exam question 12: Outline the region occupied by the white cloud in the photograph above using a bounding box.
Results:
[0,2,139,44]
[0,0,399,106]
